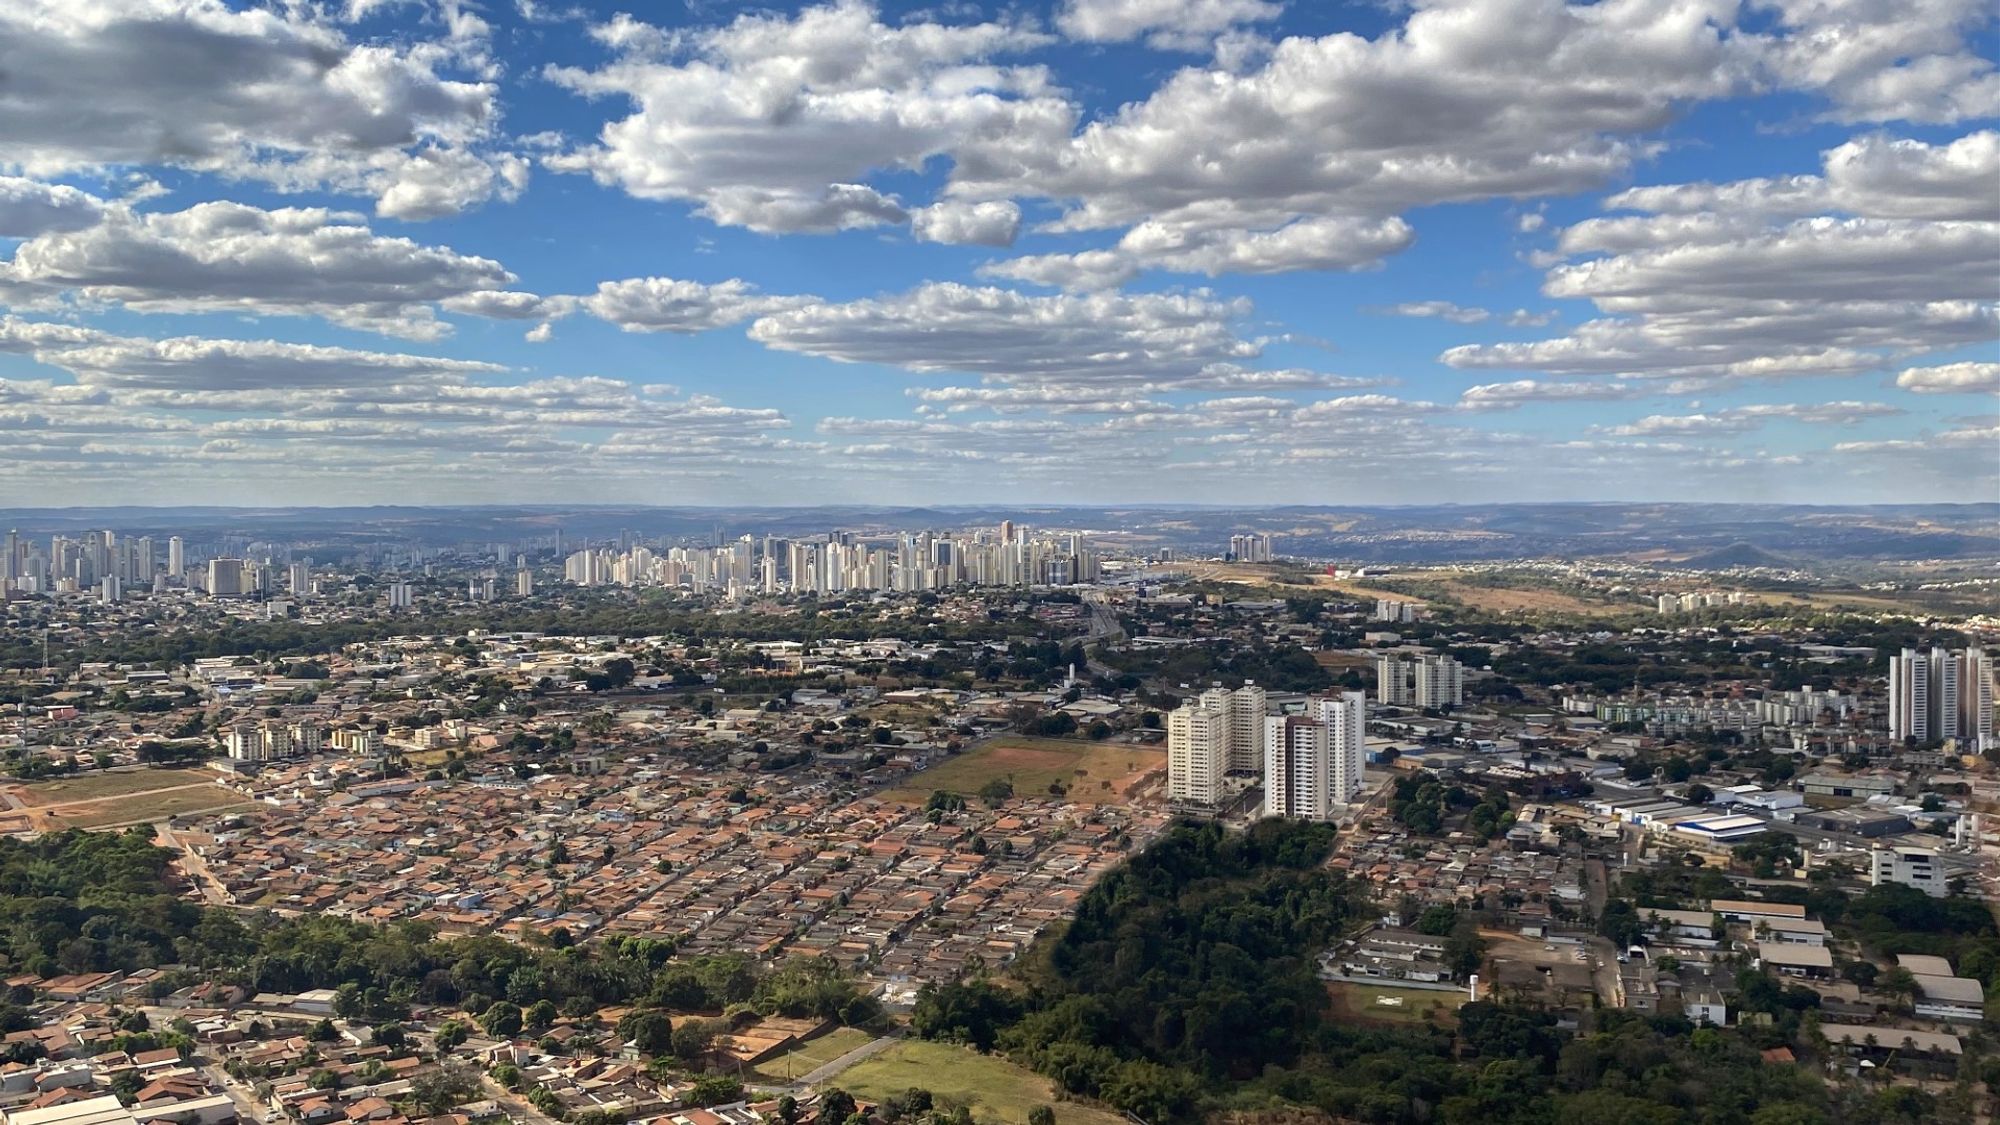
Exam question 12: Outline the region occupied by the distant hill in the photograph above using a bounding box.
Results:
[1670,542,1793,569]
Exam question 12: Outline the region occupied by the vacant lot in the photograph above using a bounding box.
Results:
[39,786,255,830]
[1430,579,1626,618]
[750,1027,875,1083]
[11,767,209,807]
[834,1041,1125,1125]
[884,737,1163,805]
[1327,982,1462,1027]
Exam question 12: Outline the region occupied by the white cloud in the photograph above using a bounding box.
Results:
[1381,301,1491,324]
[911,200,1022,247]
[0,178,107,238]
[986,215,1415,288]
[1605,130,2000,222]
[1445,132,2000,385]
[1,201,514,338]
[0,317,505,391]
[1601,400,1902,435]
[545,0,1066,234]
[1759,0,2000,123]
[1895,360,2000,394]
[1456,379,1643,410]
[582,277,808,333]
[1055,0,1282,51]
[0,0,518,218]
[747,281,1269,386]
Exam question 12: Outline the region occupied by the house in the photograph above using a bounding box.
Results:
[1684,989,1727,1026]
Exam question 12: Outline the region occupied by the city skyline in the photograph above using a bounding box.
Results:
[0,0,1994,506]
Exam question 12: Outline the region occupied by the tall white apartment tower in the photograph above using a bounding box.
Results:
[1225,682,1266,771]
[1963,647,1995,751]
[1264,716,1329,821]
[1931,645,1961,741]
[1890,648,1931,743]
[167,536,184,580]
[1312,690,1368,803]
[1168,696,1232,805]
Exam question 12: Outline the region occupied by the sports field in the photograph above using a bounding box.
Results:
[1326,982,1462,1027]
[882,736,1162,804]
[11,767,208,806]
[833,1040,1125,1125]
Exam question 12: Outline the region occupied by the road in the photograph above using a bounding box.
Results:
[780,1032,903,1092]
[1078,591,1125,679]
[156,820,235,906]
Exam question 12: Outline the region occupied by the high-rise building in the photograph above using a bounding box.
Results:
[1376,654,1464,709]
[1168,696,1232,806]
[1963,647,1995,751]
[167,536,184,580]
[386,580,413,610]
[205,558,244,598]
[1264,715,1329,820]
[1204,681,1266,771]
[516,569,535,597]
[1313,690,1368,803]
[1891,648,1931,743]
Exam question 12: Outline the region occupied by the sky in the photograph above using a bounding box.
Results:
[0,0,1995,508]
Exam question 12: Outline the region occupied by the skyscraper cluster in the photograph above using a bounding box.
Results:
[1228,533,1275,562]
[1890,646,1995,749]
[1376,653,1466,709]
[564,526,1101,597]
[1167,682,1365,821]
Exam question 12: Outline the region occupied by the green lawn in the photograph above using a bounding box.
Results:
[1327,983,1461,1026]
[13,767,208,806]
[831,1041,1125,1125]
[751,1027,875,1082]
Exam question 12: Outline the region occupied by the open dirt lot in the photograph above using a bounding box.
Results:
[882,737,1163,805]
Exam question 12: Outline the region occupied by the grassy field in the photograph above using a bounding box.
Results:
[39,787,256,829]
[11,767,210,806]
[749,1027,875,1083]
[1326,983,1462,1027]
[833,1041,1126,1125]
[883,737,1163,805]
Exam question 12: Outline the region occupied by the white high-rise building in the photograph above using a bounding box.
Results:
[516,569,534,597]
[386,580,413,610]
[1376,654,1464,709]
[1312,690,1368,803]
[1932,645,1961,742]
[205,558,244,598]
[1891,648,1931,743]
[1168,696,1232,805]
[1963,647,1995,751]
[1211,682,1267,772]
[166,536,184,581]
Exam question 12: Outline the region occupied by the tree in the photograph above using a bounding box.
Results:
[480,1001,523,1039]
[618,1010,673,1056]
[688,1075,743,1107]
[978,777,1014,806]
[1444,918,1487,980]
[309,1069,340,1091]
[817,1090,857,1125]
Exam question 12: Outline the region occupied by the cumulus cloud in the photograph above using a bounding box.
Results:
[1381,301,1491,324]
[0,178,107,238]
[746,281,1279,387]
[0,0,520,218]
[1,201,514,338]
[986,215,1416,288]
[1605,131,2000,222]
[1895,360,2000,394]
[1055,0,1282,51]
[582,277,808,333]
[911,200,1022,247]
[1444,130,2000,385]
[1601,400,1903,435]
[1456,379,1644,410]
[545,0,1065,234]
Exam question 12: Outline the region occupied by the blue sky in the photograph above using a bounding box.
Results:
[0,0,1993,506]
